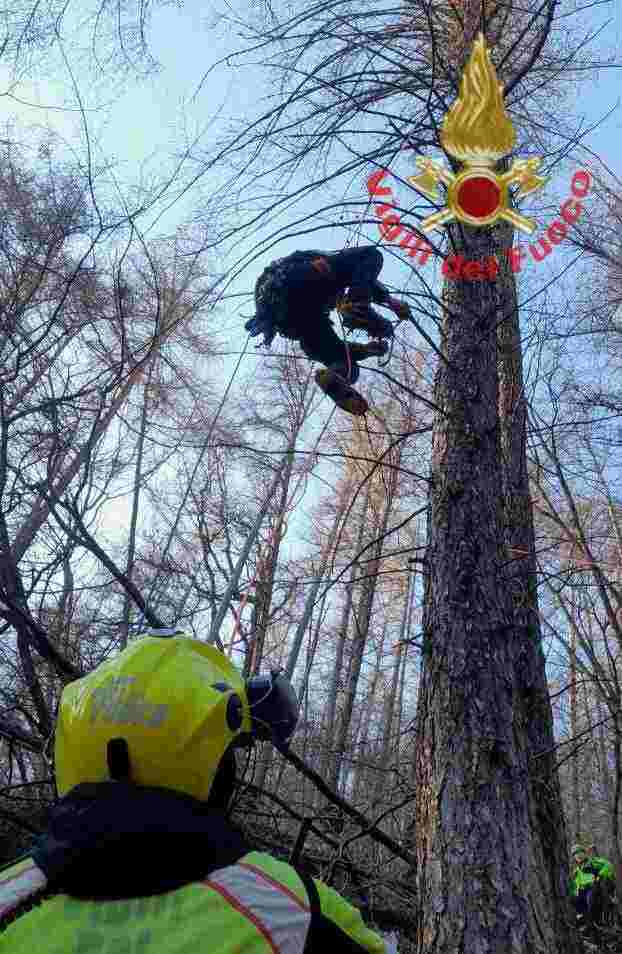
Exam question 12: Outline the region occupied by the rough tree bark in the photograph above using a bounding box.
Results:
[570,620,580,840]
[495,213,577,949]
[411,217,578,953]
[121,359,156,648]
[247,448,294,676]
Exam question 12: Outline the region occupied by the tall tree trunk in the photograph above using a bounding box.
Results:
[412,215,578,953]
[611,715,622,909]
[596,698,614,853]
[352,632,384,804]
[248,449,294,675]
[254,588,330,797]
[581,675,598,831]
[209,460,287,648]
[495,208,577,949]
[11,328,177,564]
[295,587,329,702]
[255,465,349,795]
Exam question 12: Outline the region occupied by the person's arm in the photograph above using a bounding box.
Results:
[301,873,386,953]
[569,869,579,896]
[592,857,615,881]
[328,246,410,320]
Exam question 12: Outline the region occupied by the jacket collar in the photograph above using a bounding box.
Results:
[31,782,250,900]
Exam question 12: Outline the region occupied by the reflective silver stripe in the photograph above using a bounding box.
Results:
[206,862,311,954]
[0,859,47,919]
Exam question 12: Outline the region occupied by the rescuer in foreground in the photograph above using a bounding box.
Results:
[0,631,386,952]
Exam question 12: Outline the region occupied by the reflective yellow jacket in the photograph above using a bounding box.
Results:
[0,783,385,954]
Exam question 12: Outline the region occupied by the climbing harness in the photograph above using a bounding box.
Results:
[335,297,354,384]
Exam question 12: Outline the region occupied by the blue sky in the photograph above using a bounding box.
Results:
[3,1,620,614]
[2,1,619,307]
[4,7,617,221]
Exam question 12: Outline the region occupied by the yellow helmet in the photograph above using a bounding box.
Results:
[54,636,254,802]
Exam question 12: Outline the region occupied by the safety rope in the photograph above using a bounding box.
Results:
[379,332,395,368]
[335,298,353,383]
[335,295,397,382]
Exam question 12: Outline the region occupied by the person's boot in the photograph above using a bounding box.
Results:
[315,369,368,416]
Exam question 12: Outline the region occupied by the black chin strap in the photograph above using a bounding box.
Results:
[107,738,131,782]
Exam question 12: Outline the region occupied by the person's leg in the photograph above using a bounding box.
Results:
[296,313,370,414]
[347,340,389,363]
[338,304,395,339]
[298,315,359,382]
[576,886,594,920]
[314,367,369,415]
[589,881,606,927]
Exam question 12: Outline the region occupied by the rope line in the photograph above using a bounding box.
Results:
[335,300,353,384]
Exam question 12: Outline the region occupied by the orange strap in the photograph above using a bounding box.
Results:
[310,257,332,276]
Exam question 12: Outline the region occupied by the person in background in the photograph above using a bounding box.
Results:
[570,840,616,928]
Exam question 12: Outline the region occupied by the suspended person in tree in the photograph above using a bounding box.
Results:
[245,246,412,415]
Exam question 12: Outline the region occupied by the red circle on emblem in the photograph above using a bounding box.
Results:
[457,176,501,219]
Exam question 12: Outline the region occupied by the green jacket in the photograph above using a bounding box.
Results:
[0,783,385,953]
[570,856,615,897]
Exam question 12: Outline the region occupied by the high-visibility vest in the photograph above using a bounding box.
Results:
[569,856,615,897]
[0,850,386,953]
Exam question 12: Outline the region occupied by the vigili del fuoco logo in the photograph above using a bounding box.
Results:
[366,33,591,282]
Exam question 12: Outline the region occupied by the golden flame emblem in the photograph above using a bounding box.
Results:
[408,33,547,234]
[441,36,515,163]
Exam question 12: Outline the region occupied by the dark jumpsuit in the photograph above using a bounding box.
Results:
[248,246,392,383]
